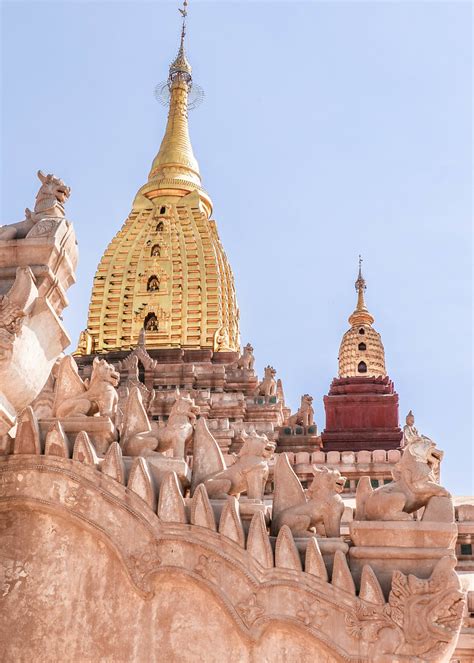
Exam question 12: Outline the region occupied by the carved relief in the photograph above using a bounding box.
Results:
[128,542,161,591]
[297,599,328,627]
[237,593,264,627]
[345,557,464,661]
[1,558,30,597]
[0,295,25,364]
[194,554,221,582]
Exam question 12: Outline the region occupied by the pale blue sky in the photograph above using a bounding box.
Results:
[1,1,472,493]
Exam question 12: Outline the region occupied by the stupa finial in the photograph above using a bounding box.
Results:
[139,0,211,215]
[348,255,374,326]
[170,0,192,82]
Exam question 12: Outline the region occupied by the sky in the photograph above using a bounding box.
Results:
[1,1,472,494]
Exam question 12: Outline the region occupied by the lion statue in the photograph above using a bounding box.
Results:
[271,454,346,537]
[191,419,275,499]
[255,365,277,398]
[233,343,255,370]
[0,170,71,240]
[121,387,199,458]
[53,356,119,420]
[356,435,451,521]
[286,394,315,427]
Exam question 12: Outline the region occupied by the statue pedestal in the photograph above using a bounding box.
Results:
[39,416,116,455]
[276,425,322,454]
[143,456,192,491]
[293,537,349,575]
[238,498,271,533]
[207,497,269,532]
[349,520,458,596]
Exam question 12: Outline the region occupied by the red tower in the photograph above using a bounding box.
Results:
[321,260,402,451]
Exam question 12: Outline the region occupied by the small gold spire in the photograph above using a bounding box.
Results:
[348,255,374,326]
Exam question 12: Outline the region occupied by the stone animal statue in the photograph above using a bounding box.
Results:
[0,170,71,240]
[255,365,277,398]
[233,343,255,370]
[271,454,346,537]
[121,387,199,458]
[53,356,119,420]
[356,435,451,521]
[191,418,275,499]
[286,394,315,427]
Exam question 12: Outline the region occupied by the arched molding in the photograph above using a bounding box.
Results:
[0,455,464,662]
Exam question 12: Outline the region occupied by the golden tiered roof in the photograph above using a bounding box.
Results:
[77,12,239,355]
[338,260,386,378]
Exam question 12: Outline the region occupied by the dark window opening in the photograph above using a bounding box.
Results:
[159,206,166,215]
[151,244,161,257]
[358,361,367,373]
[144,313,159,332]
[137,360,145,384]
[359,328,365,335]
[147,275,160,292]
[461,544,473,556]
[370,478,379,488]
[358,342,367,351]
[156,221,164,232]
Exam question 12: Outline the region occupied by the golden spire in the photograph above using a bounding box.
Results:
[79,0,240,355]
[338,257,386,378]
[137,0,212,215]
[348,255,374,327]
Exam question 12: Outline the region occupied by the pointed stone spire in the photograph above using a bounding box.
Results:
[138,0,212,214]
[348,256,374,327]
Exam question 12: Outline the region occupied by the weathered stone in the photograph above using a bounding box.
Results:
[157,471,187,523]
[246,511,273,568]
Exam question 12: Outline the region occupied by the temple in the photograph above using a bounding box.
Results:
[0,4,473,662]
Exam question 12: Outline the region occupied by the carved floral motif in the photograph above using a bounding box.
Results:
[1,558,30,597]
[194,554,221,582]
[296,599,328,627]
[236,593,264,627]
[0,295,25,364]
[128,542,161,588]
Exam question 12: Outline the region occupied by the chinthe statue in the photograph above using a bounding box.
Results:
[0,170,71,240]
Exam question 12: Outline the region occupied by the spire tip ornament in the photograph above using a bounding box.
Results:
[154,0,204,110]
[348,255,374,327]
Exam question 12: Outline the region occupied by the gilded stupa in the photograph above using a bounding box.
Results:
[338,259,386,378]
[77,10,239,355]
